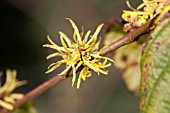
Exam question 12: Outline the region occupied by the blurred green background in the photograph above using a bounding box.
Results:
[0,0,140,113]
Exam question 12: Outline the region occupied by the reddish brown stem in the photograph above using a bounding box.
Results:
[100,19,154,55]
[0,18,155,113]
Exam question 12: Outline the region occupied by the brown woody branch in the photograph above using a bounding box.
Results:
[100,19,154,55]
[0,18,154,113]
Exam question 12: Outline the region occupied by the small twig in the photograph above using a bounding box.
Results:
[0,18,154,113]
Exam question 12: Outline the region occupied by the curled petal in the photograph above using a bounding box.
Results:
[60,54,80,76]
[90,53,114,63]
[10,93,24,100]
[76,61,83,70]
[82,57,98,72]
[71,65,76,87]
[59,31,72,47]
[99,63,111,68]
[47,60,65,69]
[46,60,66,74]
[73,31,77,43]
[77,68,85,89]
[102,58,107,65]
[59,65,72,75]
[86,36,96,52]
[137,2,146,10]
[66,18,82,43]
[60,35,71,55]
[91,38,101,52]
[82,30,91,45]
[43,44,73,52]
[92,23,104,38]
[47,53,63,59]
[98,69,108,75]
[0,100,13,110]
[86,36,94,45]
[15,80,27,89]
[0,69,14,94]
[86,23,103,51]
[45,35,65,52]
[3,96,15,103]
[81,67,92,81]
[6,74,17,93]
[43,44,64,52]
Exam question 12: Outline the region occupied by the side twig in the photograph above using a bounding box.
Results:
[0,18,154,113]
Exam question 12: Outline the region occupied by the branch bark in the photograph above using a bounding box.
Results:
[100,19,154,55]
[0,18,154,113]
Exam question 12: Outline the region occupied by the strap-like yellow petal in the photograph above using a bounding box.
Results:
[77,68,86,89]
[83,30,91,45]
[0,100,13,110]
[59,64,72,75]
[59,31,73,47]
[46,60,66,73]
[76,61,83,70]
[71,65,76,87]
[60,35,71,55]
[66,18,82,43]
[82,57,98,72]
[92,24,104,38]
[10,93,24,100]
[47,53,63,59]
[3,96,15,103]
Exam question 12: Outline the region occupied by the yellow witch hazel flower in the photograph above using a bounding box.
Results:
[0,69,26,110]
[43,18,114,89]
[122,0,168,32]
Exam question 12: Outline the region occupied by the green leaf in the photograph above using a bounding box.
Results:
[12,102,38,113]
[104,20,147,95]
[140,17,170,113]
